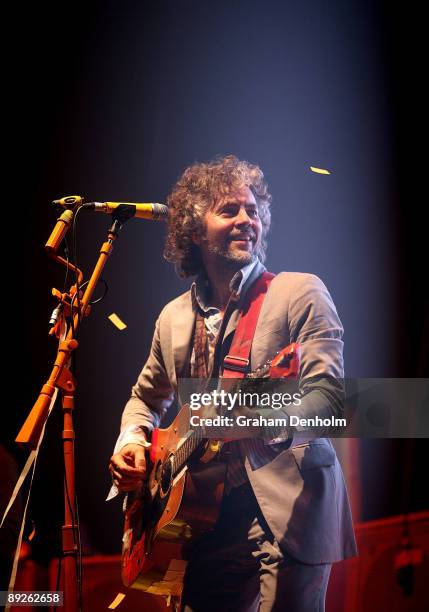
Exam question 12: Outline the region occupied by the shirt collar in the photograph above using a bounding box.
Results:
[191,258,259,314]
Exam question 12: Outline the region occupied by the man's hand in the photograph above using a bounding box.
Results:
[109,443,147,492]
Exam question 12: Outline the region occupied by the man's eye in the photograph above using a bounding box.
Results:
[219,205,258,217]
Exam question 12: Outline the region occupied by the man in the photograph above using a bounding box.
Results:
[109,155,357,611]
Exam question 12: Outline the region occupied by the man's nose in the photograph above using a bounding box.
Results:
[235,206,252,225]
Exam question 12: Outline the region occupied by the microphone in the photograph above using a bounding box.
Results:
[52,195,84,208]
[82,201,168,221]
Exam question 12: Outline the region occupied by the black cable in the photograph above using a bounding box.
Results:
[62,235,70,294]
[50,206,84,610]
[63,459,81,611]
[70,278,109,308]
[70,206,84,339]
[63,207,85,610]
[54,205,109,611]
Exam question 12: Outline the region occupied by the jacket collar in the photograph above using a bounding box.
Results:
[191,258,259,315]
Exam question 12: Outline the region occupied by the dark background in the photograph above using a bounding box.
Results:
[3,0,427,561]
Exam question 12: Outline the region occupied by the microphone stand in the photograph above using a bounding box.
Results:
[15,203,127,612]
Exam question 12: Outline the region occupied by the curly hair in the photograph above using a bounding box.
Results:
[164,155,272,277]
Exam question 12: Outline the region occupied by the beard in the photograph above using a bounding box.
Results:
[203,236,258,269]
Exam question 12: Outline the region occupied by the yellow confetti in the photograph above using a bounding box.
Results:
[108,313,127,330]
[108,592,126,609]
[310,166,331,175]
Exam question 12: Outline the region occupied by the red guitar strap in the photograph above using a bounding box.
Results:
[222,271,275,379]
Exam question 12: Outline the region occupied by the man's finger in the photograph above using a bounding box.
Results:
[110,468,143,482]
[113,463,145,477]
[122,445,146,461]
[111,455,146,475]
[134,449,146,469]
[114,477,141,489]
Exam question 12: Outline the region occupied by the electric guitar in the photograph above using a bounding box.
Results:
[121,343,300,603]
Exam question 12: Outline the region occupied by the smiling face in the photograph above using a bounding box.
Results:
[194,185,262,271]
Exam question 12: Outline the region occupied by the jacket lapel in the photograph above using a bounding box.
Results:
[171,291,196,385]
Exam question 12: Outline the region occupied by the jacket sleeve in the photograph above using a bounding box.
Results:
[290,273,345,433]
[260,273,345,441]
[120,312,175,436]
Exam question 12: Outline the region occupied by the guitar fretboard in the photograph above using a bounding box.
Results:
[171,427,204,476]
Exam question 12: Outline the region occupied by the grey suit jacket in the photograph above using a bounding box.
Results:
[120,260,357,564]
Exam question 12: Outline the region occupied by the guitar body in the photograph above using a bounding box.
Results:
[121,403,226,599]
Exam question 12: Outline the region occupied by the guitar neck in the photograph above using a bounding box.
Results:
[171,427,204,476]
